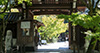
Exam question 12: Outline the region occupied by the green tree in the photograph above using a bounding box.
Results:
[0,0,32,53]
[57,0,100,53]
[79,0,100,53]
[0,0,10,53]
[0,13,7,53]
[57,13,100,53]
[37,15,68,42]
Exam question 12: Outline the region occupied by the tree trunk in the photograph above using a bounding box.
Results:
[0,25,3,53]
[0,19,7,53]
[0,32,3,53]
[86,37,97,53]
[2,18,6,53]
[98,41,100,53]
[0,42,3,53]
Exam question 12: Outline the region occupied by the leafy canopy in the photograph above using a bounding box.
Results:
[35,15,68,41]
[18,0,32,5]
[58,13,100,29]
[0,0,8,5]
[57,13,100,40]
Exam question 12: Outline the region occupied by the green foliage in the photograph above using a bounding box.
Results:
[0,13,7,19]
[84,30,100,45]
[0,0,32,7]
[84,30,100,40]
[57,13,100,30]
[57,13,100,48]
[18,0,32,6]
[0,0,8,5]
[36,15,68,42]
[0,0,8,12]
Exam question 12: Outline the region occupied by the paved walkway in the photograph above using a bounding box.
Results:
[27,41,73,53]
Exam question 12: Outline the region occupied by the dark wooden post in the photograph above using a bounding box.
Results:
[41,0,45,4]
[72,0,77,53]
[22,1,27,20]
[28,10,34,20]
[75,25,80,53]
[69,1,73,49]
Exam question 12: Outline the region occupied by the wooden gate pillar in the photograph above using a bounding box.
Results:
[21,1,34,20]
[28,10,34,20]
[68,1,73,49]
[69,22,73,49]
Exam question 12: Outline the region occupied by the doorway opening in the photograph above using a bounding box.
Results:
[34,15,72,53]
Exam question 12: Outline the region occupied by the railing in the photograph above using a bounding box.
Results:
[32,0,73,4]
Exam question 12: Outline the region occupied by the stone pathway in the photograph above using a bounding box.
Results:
[26,41,73,53]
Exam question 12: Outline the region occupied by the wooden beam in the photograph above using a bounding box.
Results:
[29,4,71,9]
[33,11,69,15]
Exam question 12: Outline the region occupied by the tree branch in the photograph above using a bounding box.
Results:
[0,0,9,14]
[95,0,100,9]
[88,0,92,9]
[92,0,94,8]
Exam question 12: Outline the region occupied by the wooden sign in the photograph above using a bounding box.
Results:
[21,21,30,28]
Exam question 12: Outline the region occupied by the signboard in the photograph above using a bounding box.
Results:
[21,21,30,28]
